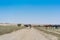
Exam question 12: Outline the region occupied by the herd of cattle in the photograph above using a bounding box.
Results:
[17,24,60,29]
[43,25,60,29]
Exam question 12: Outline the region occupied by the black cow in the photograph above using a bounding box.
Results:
[24,24,32,29]
[24,25,28,27]
[52,25,60,29]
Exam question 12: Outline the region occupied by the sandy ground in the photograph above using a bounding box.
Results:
[0,27,58,40]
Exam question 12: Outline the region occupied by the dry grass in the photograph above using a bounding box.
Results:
[34,27,60,40]
[0,25,25,35]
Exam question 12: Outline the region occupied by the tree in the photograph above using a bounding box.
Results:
[17,24,21,27]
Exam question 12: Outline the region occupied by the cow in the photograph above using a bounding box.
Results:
[24,24,32,29]
[52,25,60,29]
[44,25,49,29]
[28,24,31,28]
[24,25,28,27]
[44,25,52,29]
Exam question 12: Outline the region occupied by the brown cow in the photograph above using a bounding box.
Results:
[44,24,52,29]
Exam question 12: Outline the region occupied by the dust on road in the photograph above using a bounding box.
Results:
[0,27,58,40]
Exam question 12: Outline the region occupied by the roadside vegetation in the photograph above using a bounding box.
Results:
[34,27,60,40]
[0,25,25,35]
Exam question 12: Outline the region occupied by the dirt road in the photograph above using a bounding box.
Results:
[0,27,58,40]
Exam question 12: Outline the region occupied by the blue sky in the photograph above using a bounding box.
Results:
[0,0,60,24]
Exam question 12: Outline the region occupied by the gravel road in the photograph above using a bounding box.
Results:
[0,27,58,40]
